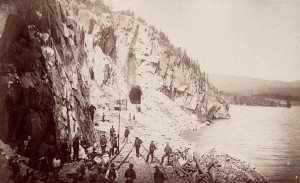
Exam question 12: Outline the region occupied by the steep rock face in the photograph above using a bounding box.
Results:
[100,13,230,121]
[0,0,229,153]
[0,0,106,153]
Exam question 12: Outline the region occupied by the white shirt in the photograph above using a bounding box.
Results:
[52,158,61,168]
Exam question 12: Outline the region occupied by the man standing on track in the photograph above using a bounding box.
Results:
[134,137,142,157]
[161,142,172,165]
[100,134,107,154]
[123,126,130,143]
[124,163,136,183]
[146,140,156,163]
[110,125,115,140]
[110,134,118,156]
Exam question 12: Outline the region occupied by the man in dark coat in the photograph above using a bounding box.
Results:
[105,163,118,182]
[123,126,130,143]
[8,155,20,177]
[38,156,49,180]
[73,137,80,161]
[89,147,100,160]
[102,112,105,122]
[60,139,70,163]
[124,163,136,183]
[100,134,108,154]
[146,140,156,163]
[154,165,165,183]
[134,137,142,157]
[161,142,172,165]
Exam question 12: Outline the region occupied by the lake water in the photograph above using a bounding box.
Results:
[182,105,300,183]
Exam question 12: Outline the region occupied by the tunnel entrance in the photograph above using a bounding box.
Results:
[129,85,142,104]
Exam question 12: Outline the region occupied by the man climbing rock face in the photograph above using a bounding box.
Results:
[134,137,142,157]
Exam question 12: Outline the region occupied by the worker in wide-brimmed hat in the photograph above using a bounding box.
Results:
[146,140,157,163]
[105,163,118,182]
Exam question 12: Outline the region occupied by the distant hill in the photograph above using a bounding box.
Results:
[208,74,300,97]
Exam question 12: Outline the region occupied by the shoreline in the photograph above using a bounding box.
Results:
[0,108,268,183]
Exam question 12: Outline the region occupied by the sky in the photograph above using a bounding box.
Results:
[106,0,300,82]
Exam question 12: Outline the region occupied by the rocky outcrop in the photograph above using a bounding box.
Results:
[0,0,99,155]
[100,12,230,121]
[99,26,117,62]
[193,149,267,183]
[0,0,229,156]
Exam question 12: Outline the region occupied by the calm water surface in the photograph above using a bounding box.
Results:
[182,105,300,183]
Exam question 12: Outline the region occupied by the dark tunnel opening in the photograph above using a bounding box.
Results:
[129,85,142,104]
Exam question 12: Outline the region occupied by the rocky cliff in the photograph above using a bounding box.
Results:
[0,0,229,155]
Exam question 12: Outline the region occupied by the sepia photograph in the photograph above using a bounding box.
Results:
[0,0,299,182]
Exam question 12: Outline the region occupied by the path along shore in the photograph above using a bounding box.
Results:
[0,107,267,183]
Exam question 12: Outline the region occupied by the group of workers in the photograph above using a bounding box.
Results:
[98,125,173,165]
[88,162,165,183]
[7,120,173,182]
[66,124,169,183]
